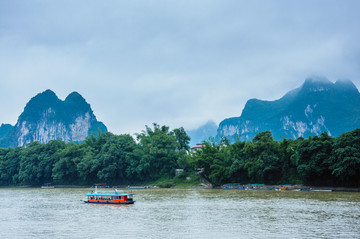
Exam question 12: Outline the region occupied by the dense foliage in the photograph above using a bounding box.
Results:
[189,129,360,187]
[0,124,190,186]
[0,125,359,187]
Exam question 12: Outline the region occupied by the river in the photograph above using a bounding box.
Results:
[0,188,359,238]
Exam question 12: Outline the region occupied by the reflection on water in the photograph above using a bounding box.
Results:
[0,188,359,238]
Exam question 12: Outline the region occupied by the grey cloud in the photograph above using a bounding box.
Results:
[1,0,360,134]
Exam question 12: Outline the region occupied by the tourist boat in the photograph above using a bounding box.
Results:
[85,189,135,204]
[127,185,148,189]
[41,183,55,188]
[223,183,273,190]
[223,183,245,190]
[90,183,112,188]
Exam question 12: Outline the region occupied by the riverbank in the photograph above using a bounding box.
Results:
[1,184,359,192]
[222,183,360,192]
[308,186,360,192]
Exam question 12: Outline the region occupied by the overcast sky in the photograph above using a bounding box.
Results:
[1,0,360,135]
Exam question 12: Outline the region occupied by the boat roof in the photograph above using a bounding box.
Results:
[86,193,135,197]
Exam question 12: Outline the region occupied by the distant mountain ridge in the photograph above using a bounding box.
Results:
[186,121,218,147]
[216,78,360,142]
[0,90,107,148]
[0,124,13,139]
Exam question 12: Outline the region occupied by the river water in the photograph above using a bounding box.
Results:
[0,188,359,238]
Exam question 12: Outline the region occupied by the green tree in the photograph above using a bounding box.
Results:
[41,140,66,181]
[173,127,191,151]
[17,142,45,185]
[189,139,232,185]
[52,143,84,184]
[0,147,22,185]
[296,132,335,186]
[136,124,179,180]
[278,138,302,184]
[330,129,360,187]
[96,133,138,184]
[228,141,249,183]
[243,131,281,184]
[76,148,99,184]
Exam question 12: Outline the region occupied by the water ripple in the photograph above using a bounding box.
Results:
[0,188,359,238]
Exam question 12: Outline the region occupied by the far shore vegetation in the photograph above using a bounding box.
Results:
[0,124,359,188]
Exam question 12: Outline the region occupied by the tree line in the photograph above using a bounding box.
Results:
[0,124,190,186]
[189,129,360,187]
[0,124,359,187]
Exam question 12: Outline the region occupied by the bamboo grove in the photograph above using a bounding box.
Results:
[0,124,359,187]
